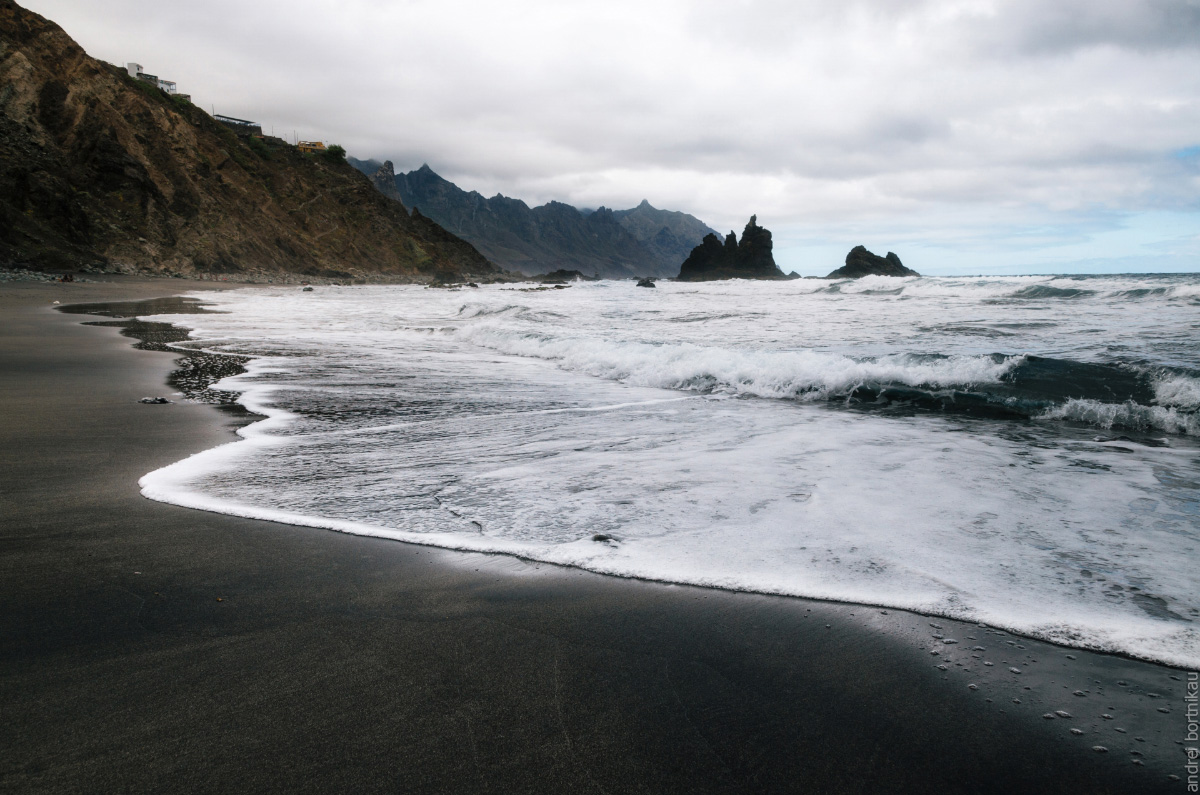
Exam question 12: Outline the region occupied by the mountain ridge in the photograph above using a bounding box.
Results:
[350,159,717,278]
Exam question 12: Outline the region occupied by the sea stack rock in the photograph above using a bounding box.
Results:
[827,246,919,278]
[676,216,787,281]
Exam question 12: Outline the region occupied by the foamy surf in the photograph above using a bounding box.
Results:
[133,275,1200,668]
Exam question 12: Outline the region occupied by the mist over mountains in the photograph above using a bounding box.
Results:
[351,158,717,278]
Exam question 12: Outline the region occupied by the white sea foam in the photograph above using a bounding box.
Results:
[1042,398,1199,436]
[1155,373,1200,410]
[133,277,1200,668]
[456,324,1022,399]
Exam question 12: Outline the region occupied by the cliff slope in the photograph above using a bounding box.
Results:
[0,1,498,281]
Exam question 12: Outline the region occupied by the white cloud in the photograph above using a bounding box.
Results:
[23,0,1200,273]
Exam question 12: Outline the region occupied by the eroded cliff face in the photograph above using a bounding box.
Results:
[0,1,499,281]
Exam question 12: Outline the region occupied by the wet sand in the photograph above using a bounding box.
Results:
[0,277,1190,793]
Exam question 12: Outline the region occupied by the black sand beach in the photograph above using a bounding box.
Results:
[0,278,1190,793]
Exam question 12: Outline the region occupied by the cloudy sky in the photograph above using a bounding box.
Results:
[27,0,1200,275]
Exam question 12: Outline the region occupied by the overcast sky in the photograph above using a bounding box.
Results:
[26,0,1200,274]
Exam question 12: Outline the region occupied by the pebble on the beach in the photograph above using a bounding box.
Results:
[1009,667,1022,674]
[1042,713,1056,719]
[1073,690,1087,697]
[1092,746,1108,753]
[1055,710,1072,718]
[1070,729,1084,735]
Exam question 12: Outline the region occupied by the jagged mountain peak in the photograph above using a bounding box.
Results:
[380,164,715,278]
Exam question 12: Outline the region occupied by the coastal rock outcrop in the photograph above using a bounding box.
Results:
[827,246,919,278]
[675,216,787,281]
[536,269,598,283]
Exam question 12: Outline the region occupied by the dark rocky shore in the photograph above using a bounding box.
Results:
[0,278,1189,793]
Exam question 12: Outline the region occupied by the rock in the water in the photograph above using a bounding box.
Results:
[826,246,920,279]
[139,397,171,404]
[537,269,598,284]
[676,216,788,281]
[636,278,656,288]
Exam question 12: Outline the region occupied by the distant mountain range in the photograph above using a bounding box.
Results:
[350,159,717,278]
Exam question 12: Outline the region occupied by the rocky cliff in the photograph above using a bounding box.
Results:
[0,1,499,282]
[826,246,919,278]
[676,216,789,281]
[351,161,716,278]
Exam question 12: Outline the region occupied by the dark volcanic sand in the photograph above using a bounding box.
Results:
[0,278,1191,793]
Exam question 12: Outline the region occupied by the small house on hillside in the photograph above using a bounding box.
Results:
[125,62,189,101]
[297,141,326,154]
[215,114,263,138]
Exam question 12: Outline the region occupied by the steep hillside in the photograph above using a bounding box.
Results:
[351,160,716,278]
[0,1,499,282]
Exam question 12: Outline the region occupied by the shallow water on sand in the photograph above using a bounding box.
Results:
[137,275,1200,667]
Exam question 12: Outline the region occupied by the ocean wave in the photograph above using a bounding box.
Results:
[456,321,1200,432]
[819,275,1200,303]
[1040,399,1198,435]
[1008,285,1097,300]
[458,324,1023,400]
[1155,373,1200,410]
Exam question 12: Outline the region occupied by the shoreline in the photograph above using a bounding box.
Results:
[96,288,1196,673]
[0,277,1190,792]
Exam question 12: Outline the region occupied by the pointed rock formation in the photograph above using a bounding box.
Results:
[370,160,405,204]
[676,216,787,281]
